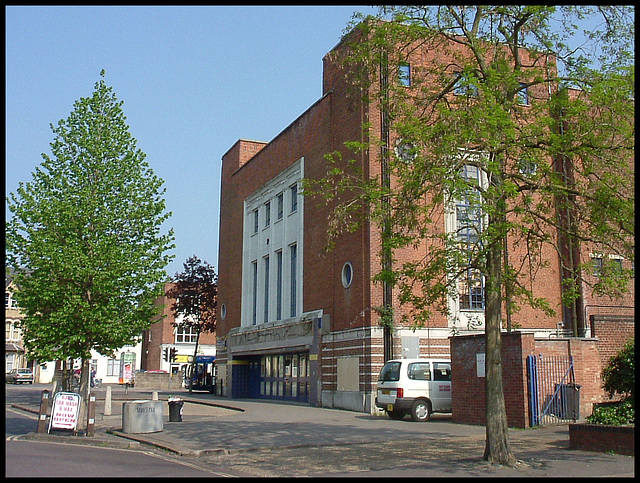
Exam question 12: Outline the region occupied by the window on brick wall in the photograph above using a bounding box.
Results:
[455,164,485,310]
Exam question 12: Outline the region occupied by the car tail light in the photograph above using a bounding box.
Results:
[396,388,403,398]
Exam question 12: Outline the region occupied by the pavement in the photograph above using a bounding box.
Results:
[12,384,635,477]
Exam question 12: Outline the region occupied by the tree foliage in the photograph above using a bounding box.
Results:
[167,255,218,335]
[6,71,175,364]
[166,255,218,392]
[306,5,634,466]
[602,338,634,400]
[587,339,634,425]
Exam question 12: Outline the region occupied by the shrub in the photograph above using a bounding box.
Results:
[587,339,634,425]
[602,339,634,399]
[587,399,634,425]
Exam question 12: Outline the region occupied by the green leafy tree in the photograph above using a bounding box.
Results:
[6,70,175,429]
[588,339,634,425]
[306,6,634,466]
[602,339,634,400]
[166,255,218,393]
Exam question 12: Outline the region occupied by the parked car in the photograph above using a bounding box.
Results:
[6,368,34,384]
[375,358,452,422]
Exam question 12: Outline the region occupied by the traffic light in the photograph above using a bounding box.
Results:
[170,348,177,362]
[163,348,169,362]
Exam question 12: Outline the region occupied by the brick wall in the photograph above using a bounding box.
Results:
[569,424,634,456]
[450,332,529,428]
[590,315,634,368]
[451,332,606,428]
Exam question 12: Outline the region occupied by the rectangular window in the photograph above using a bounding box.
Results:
[252,260,258,325]
[593,257,603,277]
[454,72,478,97]
[176,324,198,343]
[456,164,485,310]
[107,358,120,377]
[277,192,284,220]
[458,269,485,310]
[290,244,297,317]
[611,258,623,273]
[253,208,259,234]
[290,183,298,213]
[399,63,411,86]
[264,201,271,228]
[276,250,283,320]
[263,256,270,323]
[517,82,529,105]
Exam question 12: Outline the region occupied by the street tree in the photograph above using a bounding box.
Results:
[305,6,634,466]
[166,255,218,393]
[6,70,175,430]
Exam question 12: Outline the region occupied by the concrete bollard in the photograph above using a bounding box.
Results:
[104,385,112,416]
[152,391,158,400]
[122,400,163,434]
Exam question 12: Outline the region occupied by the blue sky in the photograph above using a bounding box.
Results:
[5,5,377,276]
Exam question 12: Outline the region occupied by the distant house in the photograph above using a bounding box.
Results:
[5,274,27,373]
[140,282,217,376]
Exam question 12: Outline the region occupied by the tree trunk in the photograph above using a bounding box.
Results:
[78,358,91,433]
[483,227,516,466]
[188,328,201,394]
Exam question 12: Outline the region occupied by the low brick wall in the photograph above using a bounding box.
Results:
[450,332,605,428]
[569,424,634,456]
[134,371,184,390]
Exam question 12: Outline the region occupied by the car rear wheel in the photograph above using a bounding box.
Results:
[386,409,406,420]
[410,399,431,422]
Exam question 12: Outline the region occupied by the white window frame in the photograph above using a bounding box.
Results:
[445,151,488,330]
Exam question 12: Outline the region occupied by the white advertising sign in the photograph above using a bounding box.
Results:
[476,353,486,378]
[49,392,81,431]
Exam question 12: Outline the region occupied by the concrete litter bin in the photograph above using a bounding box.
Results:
[122,400,163,434]
[168,397,184,422]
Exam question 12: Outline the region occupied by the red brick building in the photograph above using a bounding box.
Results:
[141,282,216,375]
[215,25,633,413]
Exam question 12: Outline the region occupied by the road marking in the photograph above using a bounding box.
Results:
[139,450,240,477]
[6,406,38,419]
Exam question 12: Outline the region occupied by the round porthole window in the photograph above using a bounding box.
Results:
[220,303,227,320]
[395,139,417,163]
[342,262,353,288]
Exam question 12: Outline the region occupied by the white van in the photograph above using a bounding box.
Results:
[375,358,452,422]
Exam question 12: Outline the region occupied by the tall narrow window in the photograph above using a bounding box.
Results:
[290,244,297,317]
[517,82,529,105]
[277,192,284,220]
[399,62,411,86]
[253,208,259,234]
[456,164,485,310]
[252,260,258,325]
[264,201,271,227]
[263,256,270,323]
[290,183,298,213]
[276,250,283,320]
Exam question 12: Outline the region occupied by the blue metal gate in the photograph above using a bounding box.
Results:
[527,355,580,426]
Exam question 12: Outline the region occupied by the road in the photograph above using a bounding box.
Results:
[5,384,247,477]
[6,382,635,478]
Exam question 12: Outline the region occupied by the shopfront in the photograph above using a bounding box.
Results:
[258,352,309,402]
[226,314,320,404]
